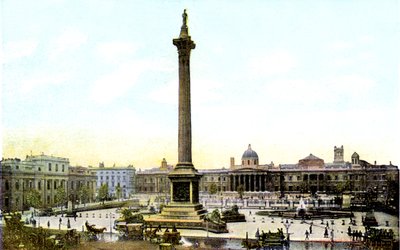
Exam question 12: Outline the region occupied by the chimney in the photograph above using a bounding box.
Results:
[230,157,235,168]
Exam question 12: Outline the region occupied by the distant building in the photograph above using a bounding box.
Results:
[1,153,70,212]
[92,163,136,199]
[133,145,398,205]
[68,166,97,204]
[135,158,173,196]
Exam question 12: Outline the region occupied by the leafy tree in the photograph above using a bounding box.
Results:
[116,183,122,201]
[386,179,399,209]
[209,183,218,195]
[335,180,350,194]
[237,184,245,200]
[299,182,309,194]
[98,183,109,205]
[54,186,67,210]
[26,188,41,211]
[78,185,90,205]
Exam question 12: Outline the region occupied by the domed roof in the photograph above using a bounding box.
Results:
[241,144,259,159]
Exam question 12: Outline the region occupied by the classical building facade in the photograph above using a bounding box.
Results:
[68,166,97,204]
[92,163,136,199]
[1,154,70,212]
[134,145,399,204]
[135,158,173,196]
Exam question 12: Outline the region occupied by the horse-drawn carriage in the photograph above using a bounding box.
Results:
[143,225,181,245]
[84,221,107,241]
[242,228,289,249]
[115,222,144,240]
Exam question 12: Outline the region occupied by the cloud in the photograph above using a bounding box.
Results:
[89,63,143,104]
[263,74,375,105]
[329,41,354,50]
[49,28,87,59]
[248,50,297,76]
[20,73,71,94]
[95,41,138,62]
[2,39,38,63]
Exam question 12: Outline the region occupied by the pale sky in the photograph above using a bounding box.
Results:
[1,0,399,169]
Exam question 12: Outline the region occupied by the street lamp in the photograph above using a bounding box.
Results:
[284,219,291,241]
[109,212,113,236]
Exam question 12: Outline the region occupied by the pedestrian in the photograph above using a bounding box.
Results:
[309,225,312,234]
[67,218,71,229]
[331,229,334,241]
[74,214,77,222]
[305,230,309,240]
[324,227,328,238]
[47,220,50,228]
[249,211,252,215]
[348,226,351,236]
[59,217,62,224]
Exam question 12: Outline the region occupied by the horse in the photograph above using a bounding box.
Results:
[85,221,107,237]
[144,225,161,242]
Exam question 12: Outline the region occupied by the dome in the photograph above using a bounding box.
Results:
[241,144,259,159]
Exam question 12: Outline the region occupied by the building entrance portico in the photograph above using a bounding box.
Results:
[230,171,272,192]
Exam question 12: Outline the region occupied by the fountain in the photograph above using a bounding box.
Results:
[296,198,307,218]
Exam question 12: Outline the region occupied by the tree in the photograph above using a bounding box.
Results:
[385,179,399,209]
[78,185,90,205]
[299,182,309,194]
[54,186,67,210]
[237,184,245,200]
[26,188,41,211]
[116,183,122,201]
[98,183,109,205]
[209,183,218,195]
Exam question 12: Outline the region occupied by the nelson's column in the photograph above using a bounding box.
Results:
[145,10,226,233]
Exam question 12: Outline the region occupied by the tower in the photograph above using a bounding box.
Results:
[168,9,202,204]
[334,145,344,163]
[145,10,226,233]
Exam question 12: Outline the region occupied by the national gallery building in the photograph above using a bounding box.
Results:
[135,145,398,203]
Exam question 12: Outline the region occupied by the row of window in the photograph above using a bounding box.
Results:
[98,171,127,175]
[99,176,126,181]
[48,163,65,172]
[203,176,227,182]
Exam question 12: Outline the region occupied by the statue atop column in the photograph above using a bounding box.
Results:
[179,9,189,38]
[182,9,187,27]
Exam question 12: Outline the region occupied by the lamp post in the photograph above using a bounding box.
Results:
[109,212,113,236]
[284,219,291,241]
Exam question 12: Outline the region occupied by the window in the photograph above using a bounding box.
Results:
[62,164,65,172]
[54,181,57,189]
[38,181,41,190]
[15,181,20,190]
[334,176,338,180]
[289,176,292,181]
[38,167,41,171]
[16,165,19,170]
[55,164,58,172]
[47,181,51,190]
[48,163,52,171]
